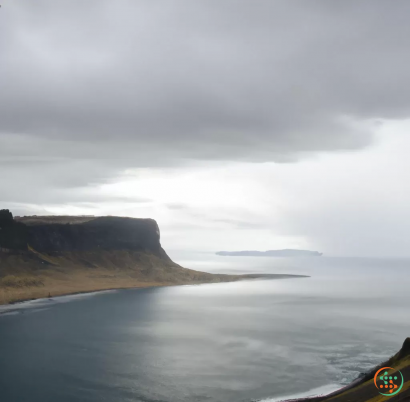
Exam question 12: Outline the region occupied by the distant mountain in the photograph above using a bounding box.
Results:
[216,249,323,257]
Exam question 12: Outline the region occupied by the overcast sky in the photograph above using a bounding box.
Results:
[1,1,410,257]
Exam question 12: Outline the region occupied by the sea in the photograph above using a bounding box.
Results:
[0,254,409,402]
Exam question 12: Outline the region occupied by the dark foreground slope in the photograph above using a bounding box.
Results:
[291,338,410,402]
[0,210,242,304]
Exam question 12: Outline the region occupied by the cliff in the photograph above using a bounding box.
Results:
[2,212,167,257]
[0,209,28,250]
[0,210,239,304]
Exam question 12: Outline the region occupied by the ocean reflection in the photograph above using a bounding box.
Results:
[0,256,409,402]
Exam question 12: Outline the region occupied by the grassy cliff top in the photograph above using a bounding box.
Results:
[14,215,155,226]
[14,215,97,225]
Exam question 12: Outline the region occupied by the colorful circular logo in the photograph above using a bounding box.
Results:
[374,367,404,397]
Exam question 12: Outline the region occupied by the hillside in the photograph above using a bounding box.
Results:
[0,210,243,304]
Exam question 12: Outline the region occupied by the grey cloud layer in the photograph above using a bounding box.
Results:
[1,0,410,205]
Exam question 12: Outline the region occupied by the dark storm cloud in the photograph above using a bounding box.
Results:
[1,0,410,204]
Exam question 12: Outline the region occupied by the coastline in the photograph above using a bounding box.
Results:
[0,273,309,306]
[2,282,171,307]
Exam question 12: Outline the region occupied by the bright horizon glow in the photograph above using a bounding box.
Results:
[18,119,410,258]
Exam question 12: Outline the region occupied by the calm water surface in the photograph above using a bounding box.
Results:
[0,255,409,402]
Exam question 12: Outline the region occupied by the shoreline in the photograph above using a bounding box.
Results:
[0,273,310,307]
[6,285,159,306]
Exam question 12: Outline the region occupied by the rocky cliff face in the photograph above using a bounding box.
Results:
[0,210,28,251]
[26,217,168,259]
[0,210,170,260]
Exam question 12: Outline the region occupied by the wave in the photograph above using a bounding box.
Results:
[257,383,340,402]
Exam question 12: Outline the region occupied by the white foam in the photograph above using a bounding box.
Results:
[258,384,341,402]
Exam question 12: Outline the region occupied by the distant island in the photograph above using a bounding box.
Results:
[216,249,323,257]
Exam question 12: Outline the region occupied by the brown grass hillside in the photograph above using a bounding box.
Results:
[0,249,240,305]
